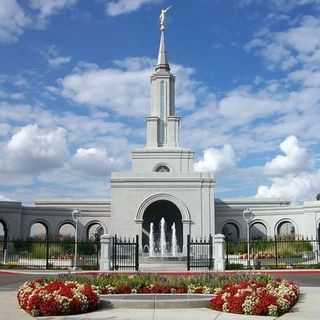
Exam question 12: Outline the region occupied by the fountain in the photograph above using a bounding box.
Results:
[171,222,177,257]
[160,217,166,257]
[149,222,154,257]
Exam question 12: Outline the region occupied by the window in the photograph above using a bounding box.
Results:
[155,165,170,172]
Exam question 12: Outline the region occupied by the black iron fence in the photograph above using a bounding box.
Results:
[226,237,320,270]
[187,234,213,270]
[112,235,139,271]
[0,239,100,270]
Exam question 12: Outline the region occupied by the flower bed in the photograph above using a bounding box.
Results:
[17,275,299,317]
[17,279,99,317]
[210,279,299,316]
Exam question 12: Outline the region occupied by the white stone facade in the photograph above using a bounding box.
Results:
[1,26,320,251]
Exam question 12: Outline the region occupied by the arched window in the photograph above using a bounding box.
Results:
[250,222,267,240]
[87,223,104,240]
[29,222,48,240]
[58,223,75,240]
[277,221,295,239]
[155,165,170,172]
[222,223,240,242]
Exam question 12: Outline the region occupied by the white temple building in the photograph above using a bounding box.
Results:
[1,18,320,253]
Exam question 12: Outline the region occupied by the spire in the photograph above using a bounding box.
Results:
[156,30,170,71]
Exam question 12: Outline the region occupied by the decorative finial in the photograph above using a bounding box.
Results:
[160,6,172,31]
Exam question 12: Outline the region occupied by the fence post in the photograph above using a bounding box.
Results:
[214,234,225,272]
[135,234,139,271]
[187,234,190,271]
[45,237,49,270]
[209,234,213,270]
[274,236,278,268]
[99,234,112,271]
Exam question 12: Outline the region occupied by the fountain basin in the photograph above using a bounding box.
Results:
[100,294,212,309]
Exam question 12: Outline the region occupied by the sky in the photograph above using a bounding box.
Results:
[1,0,320,204]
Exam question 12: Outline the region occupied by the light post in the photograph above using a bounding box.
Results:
[243,208,254,269]
[72,208,81,270]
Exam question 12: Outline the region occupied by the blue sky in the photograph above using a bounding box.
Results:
[1,0,320,204]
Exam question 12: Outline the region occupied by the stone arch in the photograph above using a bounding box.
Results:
[0,219,8,241]
[85,220,107,240]
[275,218,297,239]
[28,219,50,240]
[57,220,76,240]
[249,219,268,240]
[222,220,240,242]
[136,193,191,222]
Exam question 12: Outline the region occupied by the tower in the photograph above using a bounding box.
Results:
[111,13,215,254]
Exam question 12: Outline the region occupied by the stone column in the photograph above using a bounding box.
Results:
[182,221,190,256]
[100,234,112,271]
[214,234,225,272]
[146,116,159,147]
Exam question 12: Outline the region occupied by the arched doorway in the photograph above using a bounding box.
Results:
[142,200,183,255]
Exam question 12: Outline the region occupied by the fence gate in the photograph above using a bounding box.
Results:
[187,234,213,270]
[112,235,139,271]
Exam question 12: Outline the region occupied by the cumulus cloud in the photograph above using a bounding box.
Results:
[194,145,236,174]
[256,171,320,202]
[58,58,202,117]
[255,136,319,201]
[2,124,68,174]
[72,147,120,176]
[0,0,30,43]
[264,136,310,176]
[105,0,162,16]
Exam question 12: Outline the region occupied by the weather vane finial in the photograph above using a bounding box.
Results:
[160,6,172,31]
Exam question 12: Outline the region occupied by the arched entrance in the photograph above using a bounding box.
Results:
[142,200,183,255]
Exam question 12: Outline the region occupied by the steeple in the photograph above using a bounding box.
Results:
[145,8,180,149]
[156,31,170,71]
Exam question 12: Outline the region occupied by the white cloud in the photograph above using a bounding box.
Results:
[58,57,202,117]
[0,0,30,43]
[256,171,320,201]
[240,0,320,10]
[44,46,71,68]
[194,145,236,174]
[247,16,320,70]
[264,136,310,176]
[29,0,78,24]
[2,124,68,174]
[72,147,118,176]
[105,0,161,16]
